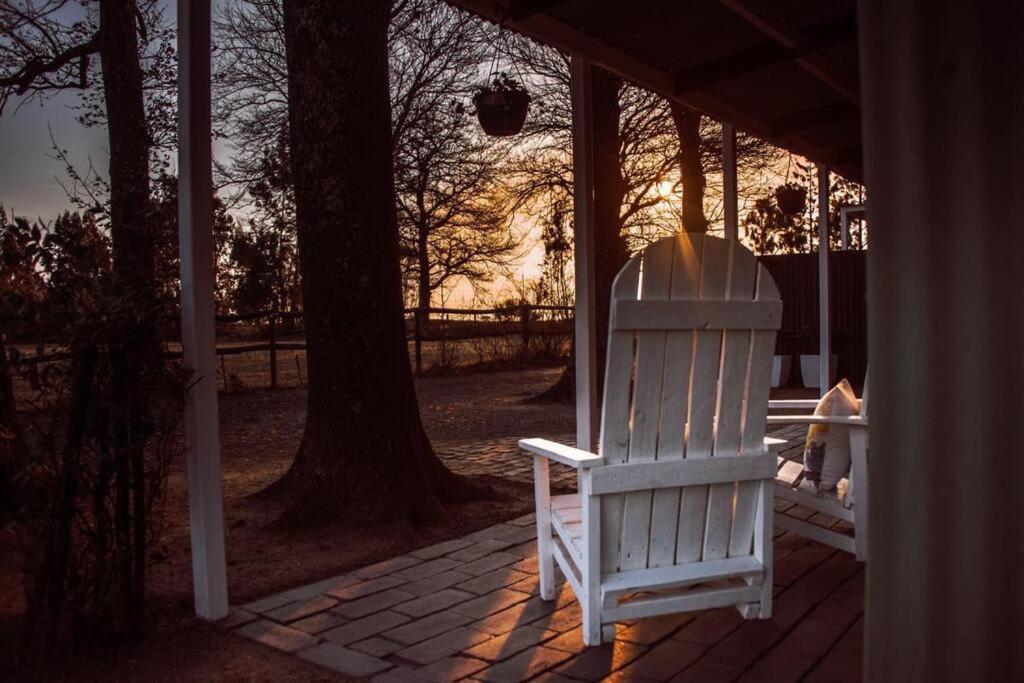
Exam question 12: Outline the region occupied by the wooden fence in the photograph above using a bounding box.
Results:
[9,305,574,390]
[8,254,867,392]
[409,304,572,374]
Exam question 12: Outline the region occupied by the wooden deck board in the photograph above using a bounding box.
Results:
[227,427,861,682]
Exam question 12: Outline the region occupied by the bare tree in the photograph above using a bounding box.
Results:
[396,103,521,312]
[212,0,288,195]
[277,0,489,524]
[502,39,679,247]
[505,38,783,400]
[1,0,178,651]
[215,0,518,311]
[670,102,709,232]
[668,102,783,235]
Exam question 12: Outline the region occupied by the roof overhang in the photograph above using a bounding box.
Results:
[447,0,864,181]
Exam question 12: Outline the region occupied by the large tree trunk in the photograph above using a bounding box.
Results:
[533,67,629,403]
[670,102,709,233]
[277,0,488,525]
[99,0,158,636]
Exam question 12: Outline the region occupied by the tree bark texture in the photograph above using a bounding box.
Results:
[279,0,487,525]
[670,102,709,234]
[99,0,158,636]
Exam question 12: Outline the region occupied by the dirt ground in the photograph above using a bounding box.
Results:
[1,366,573,681]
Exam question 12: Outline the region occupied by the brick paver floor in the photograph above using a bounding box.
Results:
[226,427,862,682]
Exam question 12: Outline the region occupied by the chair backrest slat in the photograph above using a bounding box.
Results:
[728,263,781,557]
[596,233,780,574]
[673,237,729,564]
[702,243,758,560]
[617,238,676,571]
[647,236,702,568]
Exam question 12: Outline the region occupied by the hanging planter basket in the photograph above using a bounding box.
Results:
[473,73,531,137]
[774,183,808,217]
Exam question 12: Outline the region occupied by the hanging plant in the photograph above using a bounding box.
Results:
[472,72,531,137]
[774,182,807,217]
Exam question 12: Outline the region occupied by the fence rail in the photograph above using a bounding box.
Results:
[10,304,575,389]
[7,252,869,392]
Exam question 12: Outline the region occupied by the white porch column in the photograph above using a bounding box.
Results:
[861,1,1024,679]
[178,0,228,621]
[817,165,830,397]
[570,56,597,452]
[722,123,738,240]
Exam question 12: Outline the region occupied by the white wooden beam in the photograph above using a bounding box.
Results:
[570,56,598,452]
[722,123,738,240]
[817,164,830,397]
[177,0,228,621]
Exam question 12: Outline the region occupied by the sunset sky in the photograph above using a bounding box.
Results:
[0,0,795,308]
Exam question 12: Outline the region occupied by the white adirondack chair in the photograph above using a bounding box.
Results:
[766,378,869,560]
[520,233,784,646]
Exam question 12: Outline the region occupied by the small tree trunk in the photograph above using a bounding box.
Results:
[416,216,430,372]
[416,213,431,315]
[276,0,489,525]
[670,102,709,234]
[0,336,21,515]
[99,0,158,636]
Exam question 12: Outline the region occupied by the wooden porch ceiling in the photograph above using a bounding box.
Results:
[446,0,864,181]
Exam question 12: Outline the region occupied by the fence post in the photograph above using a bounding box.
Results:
[268,312,278,390]
[413,308,423,374]
[520,303,531,359]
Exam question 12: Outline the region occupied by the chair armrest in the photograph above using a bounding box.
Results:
[768,399,821,410]
[766,415,868,427]
[518,438,603,469]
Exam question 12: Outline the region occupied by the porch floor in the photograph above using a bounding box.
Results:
[223,426,862,682]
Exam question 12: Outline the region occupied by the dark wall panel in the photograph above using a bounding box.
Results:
[759,251,868,392]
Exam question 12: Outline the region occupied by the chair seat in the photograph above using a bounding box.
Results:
[775,458,854,523]
[551,494,583,564]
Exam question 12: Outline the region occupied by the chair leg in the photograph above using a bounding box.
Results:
[759,573,773,619]
[755,480,773,619]
[581,472,603,646]
[533,456,555,600]
[582,599,602,646]
[850,427,869,561]
[537,537,554,601]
